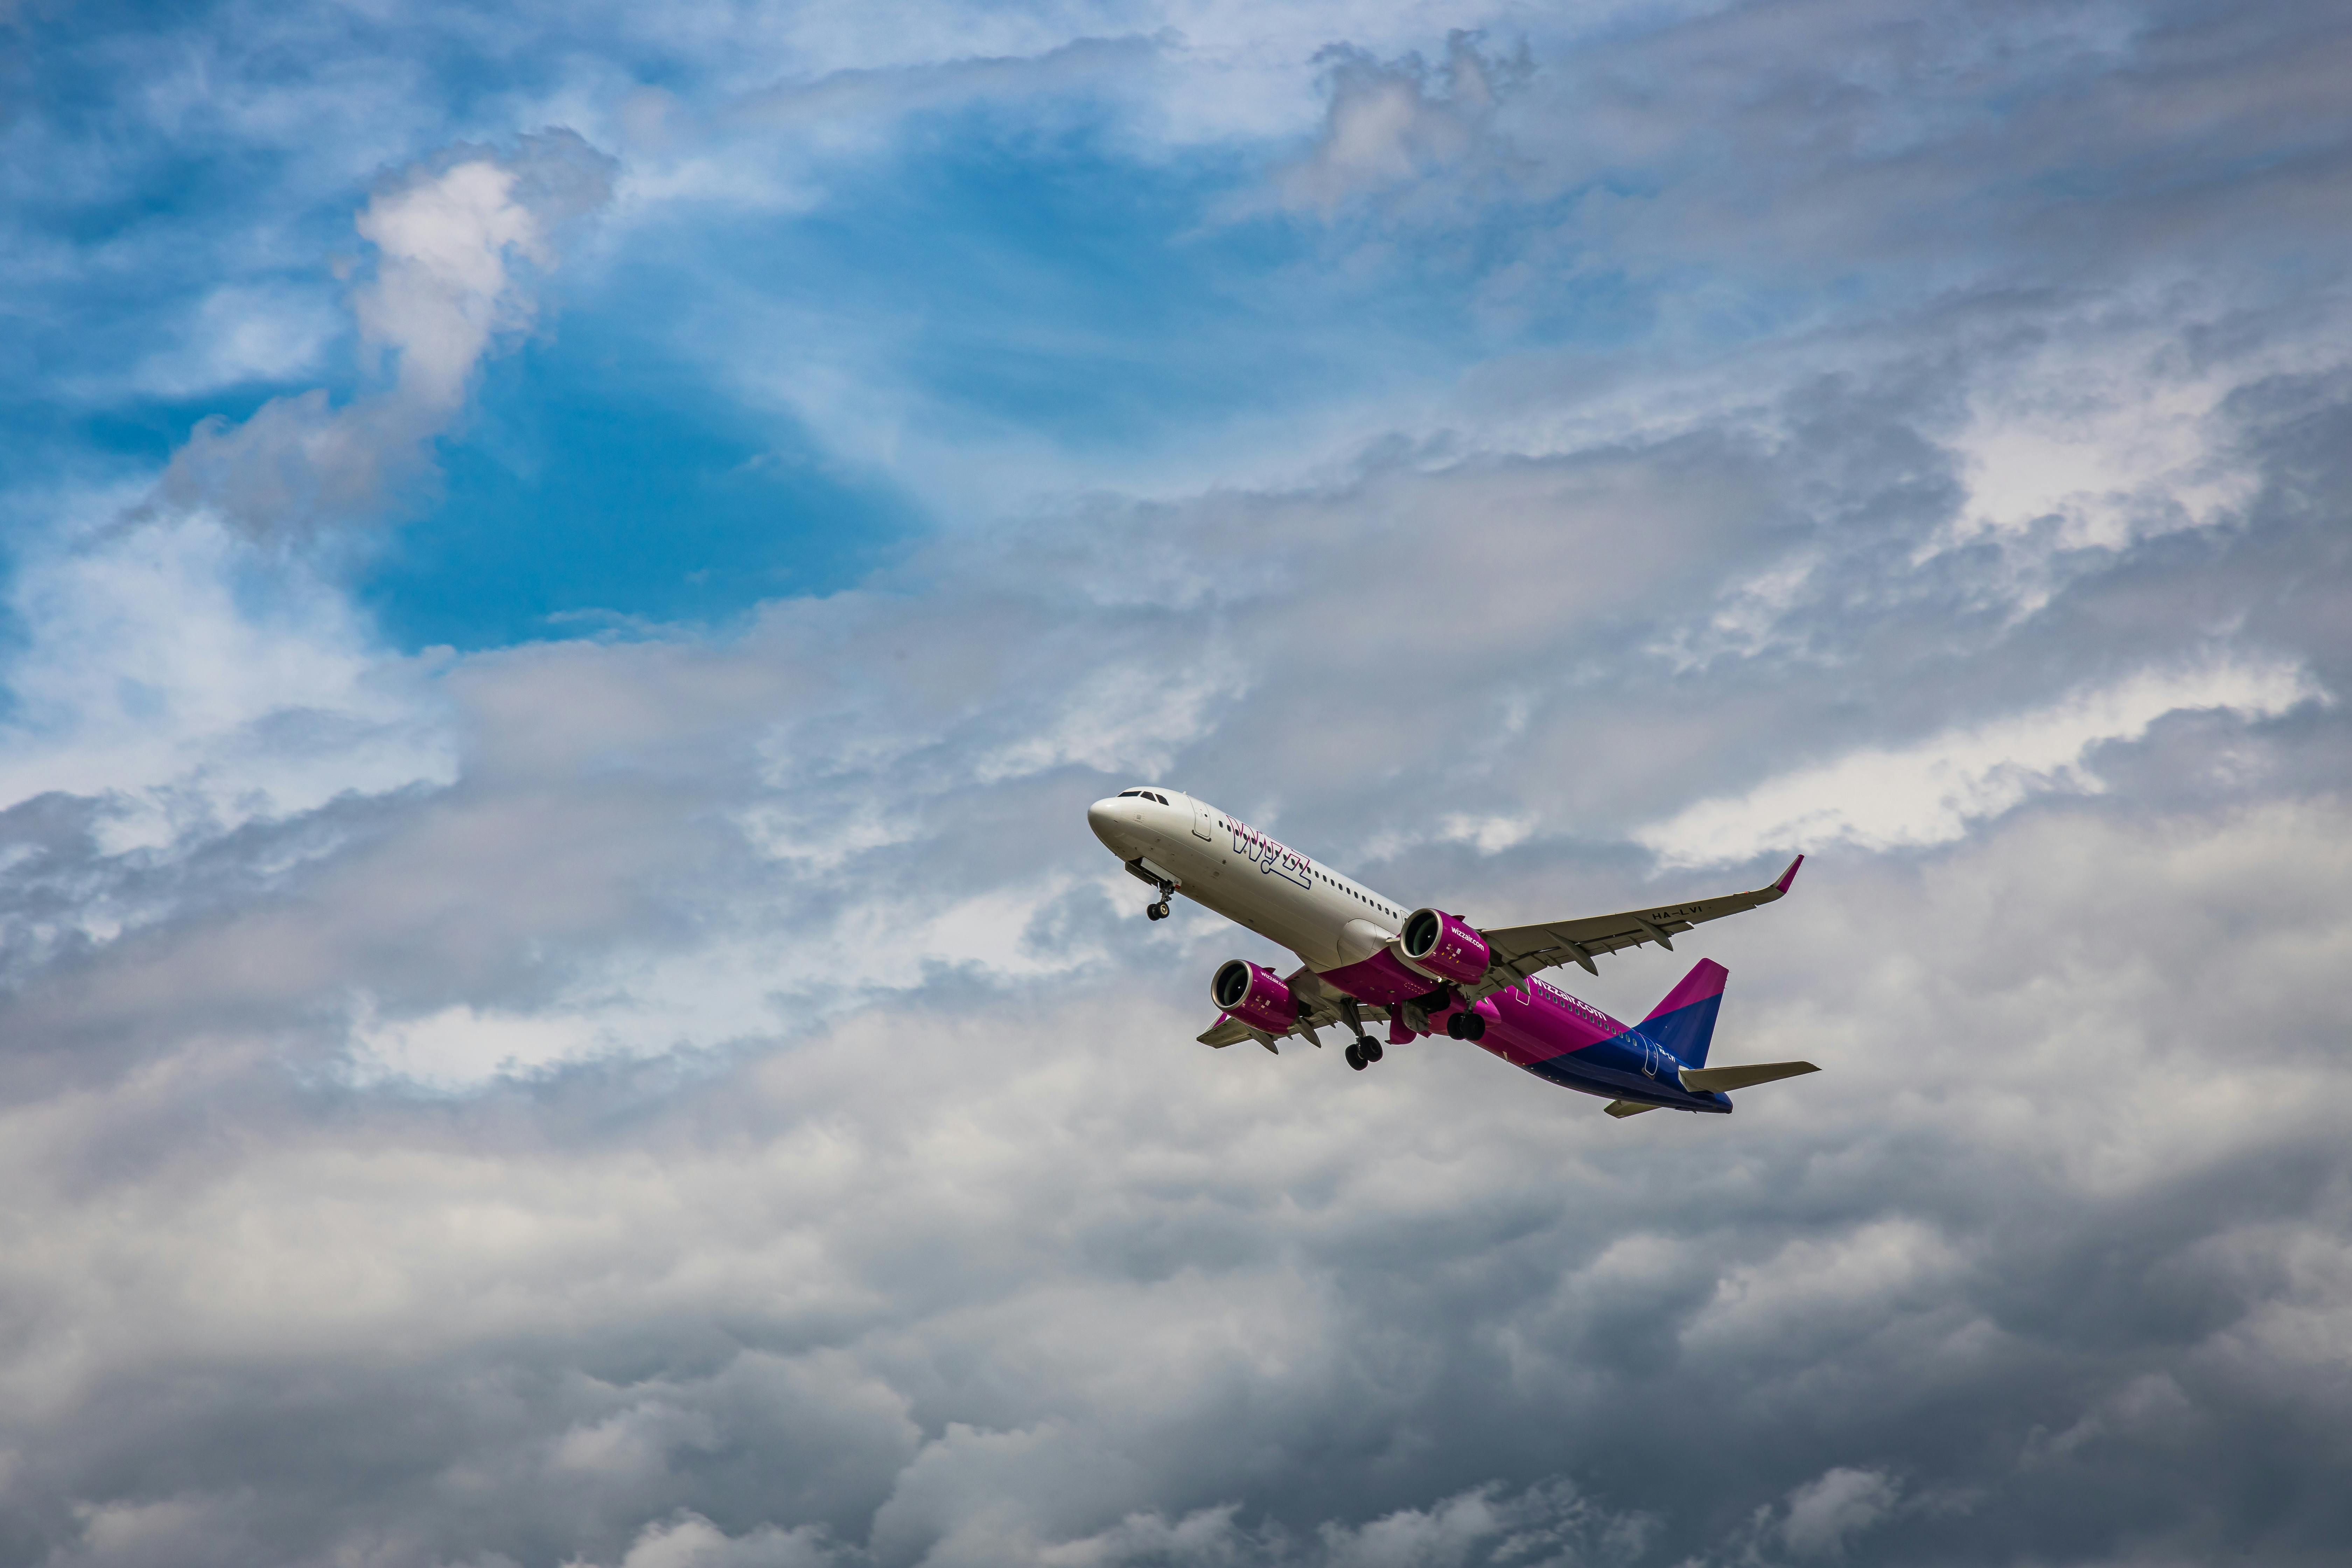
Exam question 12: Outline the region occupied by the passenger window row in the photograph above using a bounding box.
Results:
[1311,869,1394,917]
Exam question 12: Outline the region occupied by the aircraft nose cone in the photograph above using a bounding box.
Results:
[1086,797,1127,849]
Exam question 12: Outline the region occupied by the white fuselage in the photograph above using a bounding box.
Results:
[1084,786,1403,975]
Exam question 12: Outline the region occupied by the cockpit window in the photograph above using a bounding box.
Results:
[1117,790,1143,798]
[1150,793,1169,805]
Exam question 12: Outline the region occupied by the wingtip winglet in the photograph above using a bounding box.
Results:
[1774,853,1805,894]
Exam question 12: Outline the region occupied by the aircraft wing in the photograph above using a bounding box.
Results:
[1468,855,1803,1000]
[1197,966,1388,1053]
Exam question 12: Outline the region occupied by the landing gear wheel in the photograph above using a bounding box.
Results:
[1458,1013,1487,1042]
[1345,1043,1366,1071]
[1445,1014,1468,1040]
[1362,1038,1384,1064]
[1146,901,1170,920]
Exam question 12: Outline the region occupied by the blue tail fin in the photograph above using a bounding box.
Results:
[1643,959,1727,1069]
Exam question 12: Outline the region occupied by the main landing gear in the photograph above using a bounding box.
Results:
[1336,1001,1383,1072]
[1334,996,1382,1071]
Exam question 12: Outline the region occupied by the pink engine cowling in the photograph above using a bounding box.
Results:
[1398,908,1491,985]
[1211,959,1302,1035]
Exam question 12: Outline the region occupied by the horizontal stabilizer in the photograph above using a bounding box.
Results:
[1678,1060,1819,1092]
[1197,1014,1246,1048]
[1603,1099,1658,1118]
[1194,1016,1285,1055]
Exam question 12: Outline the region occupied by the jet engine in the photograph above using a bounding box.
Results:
[1397,908,1490,985]
[1211,959,1303,1036]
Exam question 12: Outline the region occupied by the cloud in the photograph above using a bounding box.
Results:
[1034,1478,1653,1566]
[145,129,616,547]
[1778,1467,1900,1559]
[0,509,456,863]
[1273,34,1531,218]
[596,1512,839,1568]
[124,283,342,398]
[12,296,2352,1562]
[0,131,618,961]
[729,34,1166,141]
[1632,656,2329,867]
[354,137,611,411]
[7,796,2352,1565]
[972,658,1250,786]
[4,4,2352,1568]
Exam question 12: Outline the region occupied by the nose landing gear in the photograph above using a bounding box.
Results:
[1124,858,1180,922]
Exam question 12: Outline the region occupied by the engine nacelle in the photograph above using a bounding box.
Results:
[1397,908,1490,985]
[1211,959,1302,1035]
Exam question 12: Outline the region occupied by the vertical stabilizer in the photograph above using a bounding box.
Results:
[1643,958,1728,1069]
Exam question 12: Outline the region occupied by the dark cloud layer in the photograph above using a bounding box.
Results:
[2,2,2350,1567]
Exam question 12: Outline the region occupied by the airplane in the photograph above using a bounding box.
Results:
[1086,787,1818,1118]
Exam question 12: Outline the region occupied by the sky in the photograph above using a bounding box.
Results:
[1,1,2350,1564]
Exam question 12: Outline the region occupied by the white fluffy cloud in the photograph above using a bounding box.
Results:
[355,138,612,411]
[148,130,614,546]
[1633,656,2328,867]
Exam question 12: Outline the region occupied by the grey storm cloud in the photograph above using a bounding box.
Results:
[1282,2,2352,298]
[1272,33,1533,219]
[1,2,2351,1567]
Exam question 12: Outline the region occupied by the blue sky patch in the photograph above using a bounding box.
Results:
[360,320,919,650]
